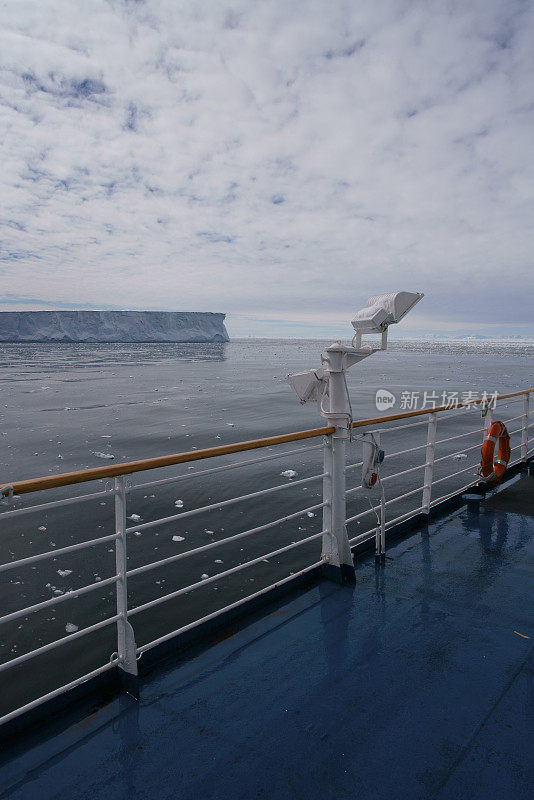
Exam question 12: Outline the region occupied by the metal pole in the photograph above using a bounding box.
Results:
[321,344,355,584]
[321,434,334,563]
[377,432,386,557]
[114,476,138,695]
[521,393,529,462]
[380,484,386,556]
[484,403,494,432]
[422,413,437,514]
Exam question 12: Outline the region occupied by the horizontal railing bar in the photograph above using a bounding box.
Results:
[431,464,478,486]
[346,507,376,525]
[495,397,526,407]
[0,489,112,520]
[380,462,429,482]
[435,428,485,446]
[0,614,121,674]
[0,427,335,497]
[365,418,429,434]
[507,428,523,437]
[384,485,424,506]
[128,532,325,618]
[0,575,119,626]
[127,502,326,579]
[0,660,118,728]
[434,404,485,420]
[349,526,376,545]
[0,533,120,574]
[133,444,323,492]
[137,559,324,655]
[500,414,527,425]
[351,389,533,430]
[125,473,327,534]
[345,484,364,496]
[430,479,479,507]
[433,443,481,463]
[384,442,429,459]
[346,460,364,472]
[385,506,426,528]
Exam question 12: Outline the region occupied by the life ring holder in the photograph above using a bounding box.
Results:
[479,421,510,483]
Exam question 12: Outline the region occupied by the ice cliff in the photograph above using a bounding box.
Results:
[0,311,229,343]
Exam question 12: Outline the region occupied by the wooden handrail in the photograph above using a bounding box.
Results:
[0,426,335,497]
[1,388,531,497]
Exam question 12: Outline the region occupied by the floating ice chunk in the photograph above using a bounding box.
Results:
[54,589,64,595]
[38,526,46,531]
[214,559,223,564]
[101,435,112,438]
[57,569,72,577]
[201,573,209,580]
[205,529,214,534]
[93,451,115,460]
[226,423,235,427]
[280,470,298,478]
[65,623,78,633]
[172,535,185,542]
[133,531,142,537]
[174,500,184,508]
[307,512,315,518]
[129,514,141,521]
[452,453,468,460]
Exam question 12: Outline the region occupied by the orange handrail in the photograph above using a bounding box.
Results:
[0,426,335,496]
[1,388,531,497]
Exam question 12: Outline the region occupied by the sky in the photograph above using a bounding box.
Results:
[1,0,533,338]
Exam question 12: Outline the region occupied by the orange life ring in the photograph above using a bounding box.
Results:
[480,421,510,483]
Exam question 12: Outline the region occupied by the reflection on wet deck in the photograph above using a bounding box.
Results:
[1,475,532,800]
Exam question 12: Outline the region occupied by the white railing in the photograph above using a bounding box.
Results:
[0,389,532,727]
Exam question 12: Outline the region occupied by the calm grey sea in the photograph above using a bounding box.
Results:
[1,338,533,715]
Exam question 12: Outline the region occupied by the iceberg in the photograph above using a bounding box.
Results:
[0,311,229,343]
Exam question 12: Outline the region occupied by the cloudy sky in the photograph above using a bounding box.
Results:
[1,0,533,337]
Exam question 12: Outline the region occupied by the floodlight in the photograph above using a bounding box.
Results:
[351,291,423,333]
[287,368,327,405]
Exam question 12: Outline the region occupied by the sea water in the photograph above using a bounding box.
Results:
[0,338,532,715]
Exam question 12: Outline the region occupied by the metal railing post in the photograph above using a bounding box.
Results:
[321,344,355,584]
[521,393,529,462]
[422,413,437,514]
[484,403,494,432]
[321,433,334,562]
[114,476,138,695]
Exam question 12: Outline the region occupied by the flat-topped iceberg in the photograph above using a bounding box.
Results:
[0,311,229,343]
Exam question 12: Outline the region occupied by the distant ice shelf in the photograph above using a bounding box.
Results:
[0,311,229,343]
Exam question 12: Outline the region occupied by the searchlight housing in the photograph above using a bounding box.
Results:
[287,290,424,410]
[351,291,424,348]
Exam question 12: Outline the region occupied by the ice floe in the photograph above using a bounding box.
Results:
[280,470,297,478]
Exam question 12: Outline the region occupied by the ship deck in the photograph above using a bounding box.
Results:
[1,474,533,800]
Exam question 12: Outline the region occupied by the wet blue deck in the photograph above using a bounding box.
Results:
[1,477,533,799]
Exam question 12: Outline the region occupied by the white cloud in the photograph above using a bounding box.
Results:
[1,0,533,335]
